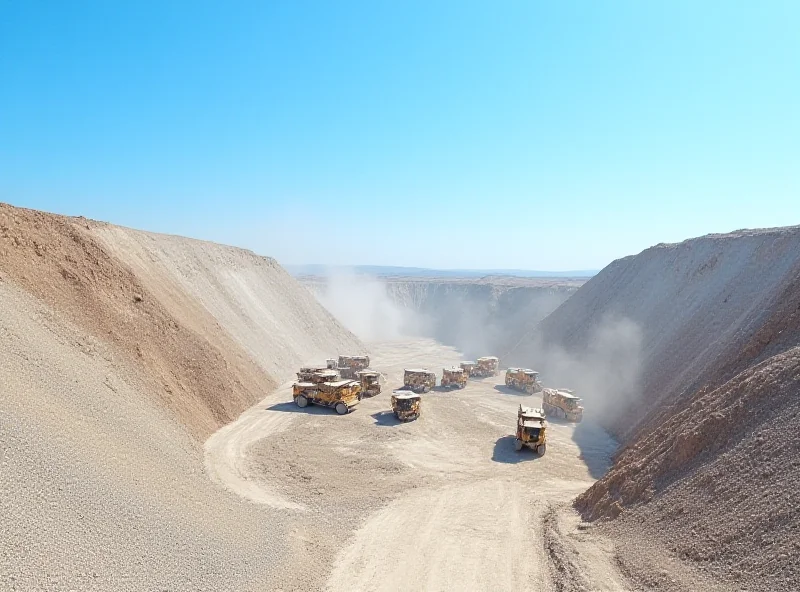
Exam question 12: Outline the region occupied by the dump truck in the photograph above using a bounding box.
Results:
[472,356,500,378]
[293,379,361,415]
[542,388,584,422]
[440,366,467,389]
[337,355,370,379]
[459,361,476,377]
[504,368,543,394]
[403,368,436,393]
[391,390,421,422]
[356,369,381,398]
[515,405,547,454]
[296,366,340,383]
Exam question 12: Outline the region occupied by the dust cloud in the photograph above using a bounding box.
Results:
[511,314,644,424]
[313,268,424,341]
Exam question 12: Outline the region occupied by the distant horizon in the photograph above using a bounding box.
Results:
[284,263,599,278]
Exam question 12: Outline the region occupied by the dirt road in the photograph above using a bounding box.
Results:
[205,338,628,591]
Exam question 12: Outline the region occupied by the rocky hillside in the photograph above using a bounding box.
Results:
[0,202,363,590]
[505,226,800,591]
[508,227,800,438]
[302,274,582,357]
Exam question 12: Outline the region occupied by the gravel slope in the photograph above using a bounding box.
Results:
[0,202,364,590]
[503,225,800,591]
[508,226,800,439]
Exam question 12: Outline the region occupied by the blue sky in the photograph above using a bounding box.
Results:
[1,1,798,270]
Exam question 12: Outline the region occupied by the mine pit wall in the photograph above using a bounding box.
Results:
[497,227,800,589]
[0,203,364,441]
[300,276,582,358]
[507,227,800,442]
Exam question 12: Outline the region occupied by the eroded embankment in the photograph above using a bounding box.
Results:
[504,226,800,592]
[0,202,363,590]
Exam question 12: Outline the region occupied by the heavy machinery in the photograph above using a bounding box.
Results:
[356,369,381,398]
[504,368,543,394]
[472,356,500,378]
[459,361,476,377]
[293,379,361,415]
[542,388,584,422]
[515,405,547,455]
[391,390,421,422]
[296,367,340,384]
[337,355,370,379]
[403,368,437,393]
[440,366,467,389]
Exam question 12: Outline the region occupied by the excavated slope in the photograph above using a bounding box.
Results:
[505,226,800,591]
[0,202,362,590]
[508,226,800,439]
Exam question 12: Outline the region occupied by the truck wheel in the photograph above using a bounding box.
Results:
[335,402,348,415]
[295,395,308,408]
[514,439,524,451]
[537,444,546,456]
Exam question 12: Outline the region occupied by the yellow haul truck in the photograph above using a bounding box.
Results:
[441,366,467,389]
[459,361,476,377]
[403,369,437,393]
[472,356,500,378]
[293,379,361,415]
[391,391,421,422]
[356,369,381,398]
[542,388,584,423]
[515,405,547,455]
[337,355,370,379]
[504,368,543,394]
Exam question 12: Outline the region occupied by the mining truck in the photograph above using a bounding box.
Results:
[337,355,370,379]
[296,366,340,383]
[293,379,361,415]
[472,356,500,378]
[440,366,467,389]
[391,390,421,422]
[504,368,543,394]
[542,388,584,422]
[402,368,437,393]
[459,361,476,377]
[356,369,381,398]
[515,405,547,455]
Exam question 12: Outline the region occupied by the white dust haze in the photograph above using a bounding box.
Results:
[312,269,423,341]
[509,313,644,425]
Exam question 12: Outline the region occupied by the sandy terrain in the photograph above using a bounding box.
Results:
[207,338,630,591]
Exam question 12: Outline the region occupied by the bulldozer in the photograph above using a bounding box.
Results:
[459,361,476,377]
[542,388,584,422]
[515,404,547,455]
[293,379,361,415]
[472,356,500,378]
[391,390,421,422]
[504,368,543,394]
[337,355,370,379]
[440,366,467,389]
[356,369,381,398]
[402,368,437,393]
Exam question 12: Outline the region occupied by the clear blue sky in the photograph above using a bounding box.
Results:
[1,1,798,270]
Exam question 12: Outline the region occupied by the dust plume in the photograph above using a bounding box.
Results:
[313,268,423,341]
[511,314,643,424]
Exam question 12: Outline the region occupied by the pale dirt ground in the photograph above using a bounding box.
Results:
[206,338,632,592]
